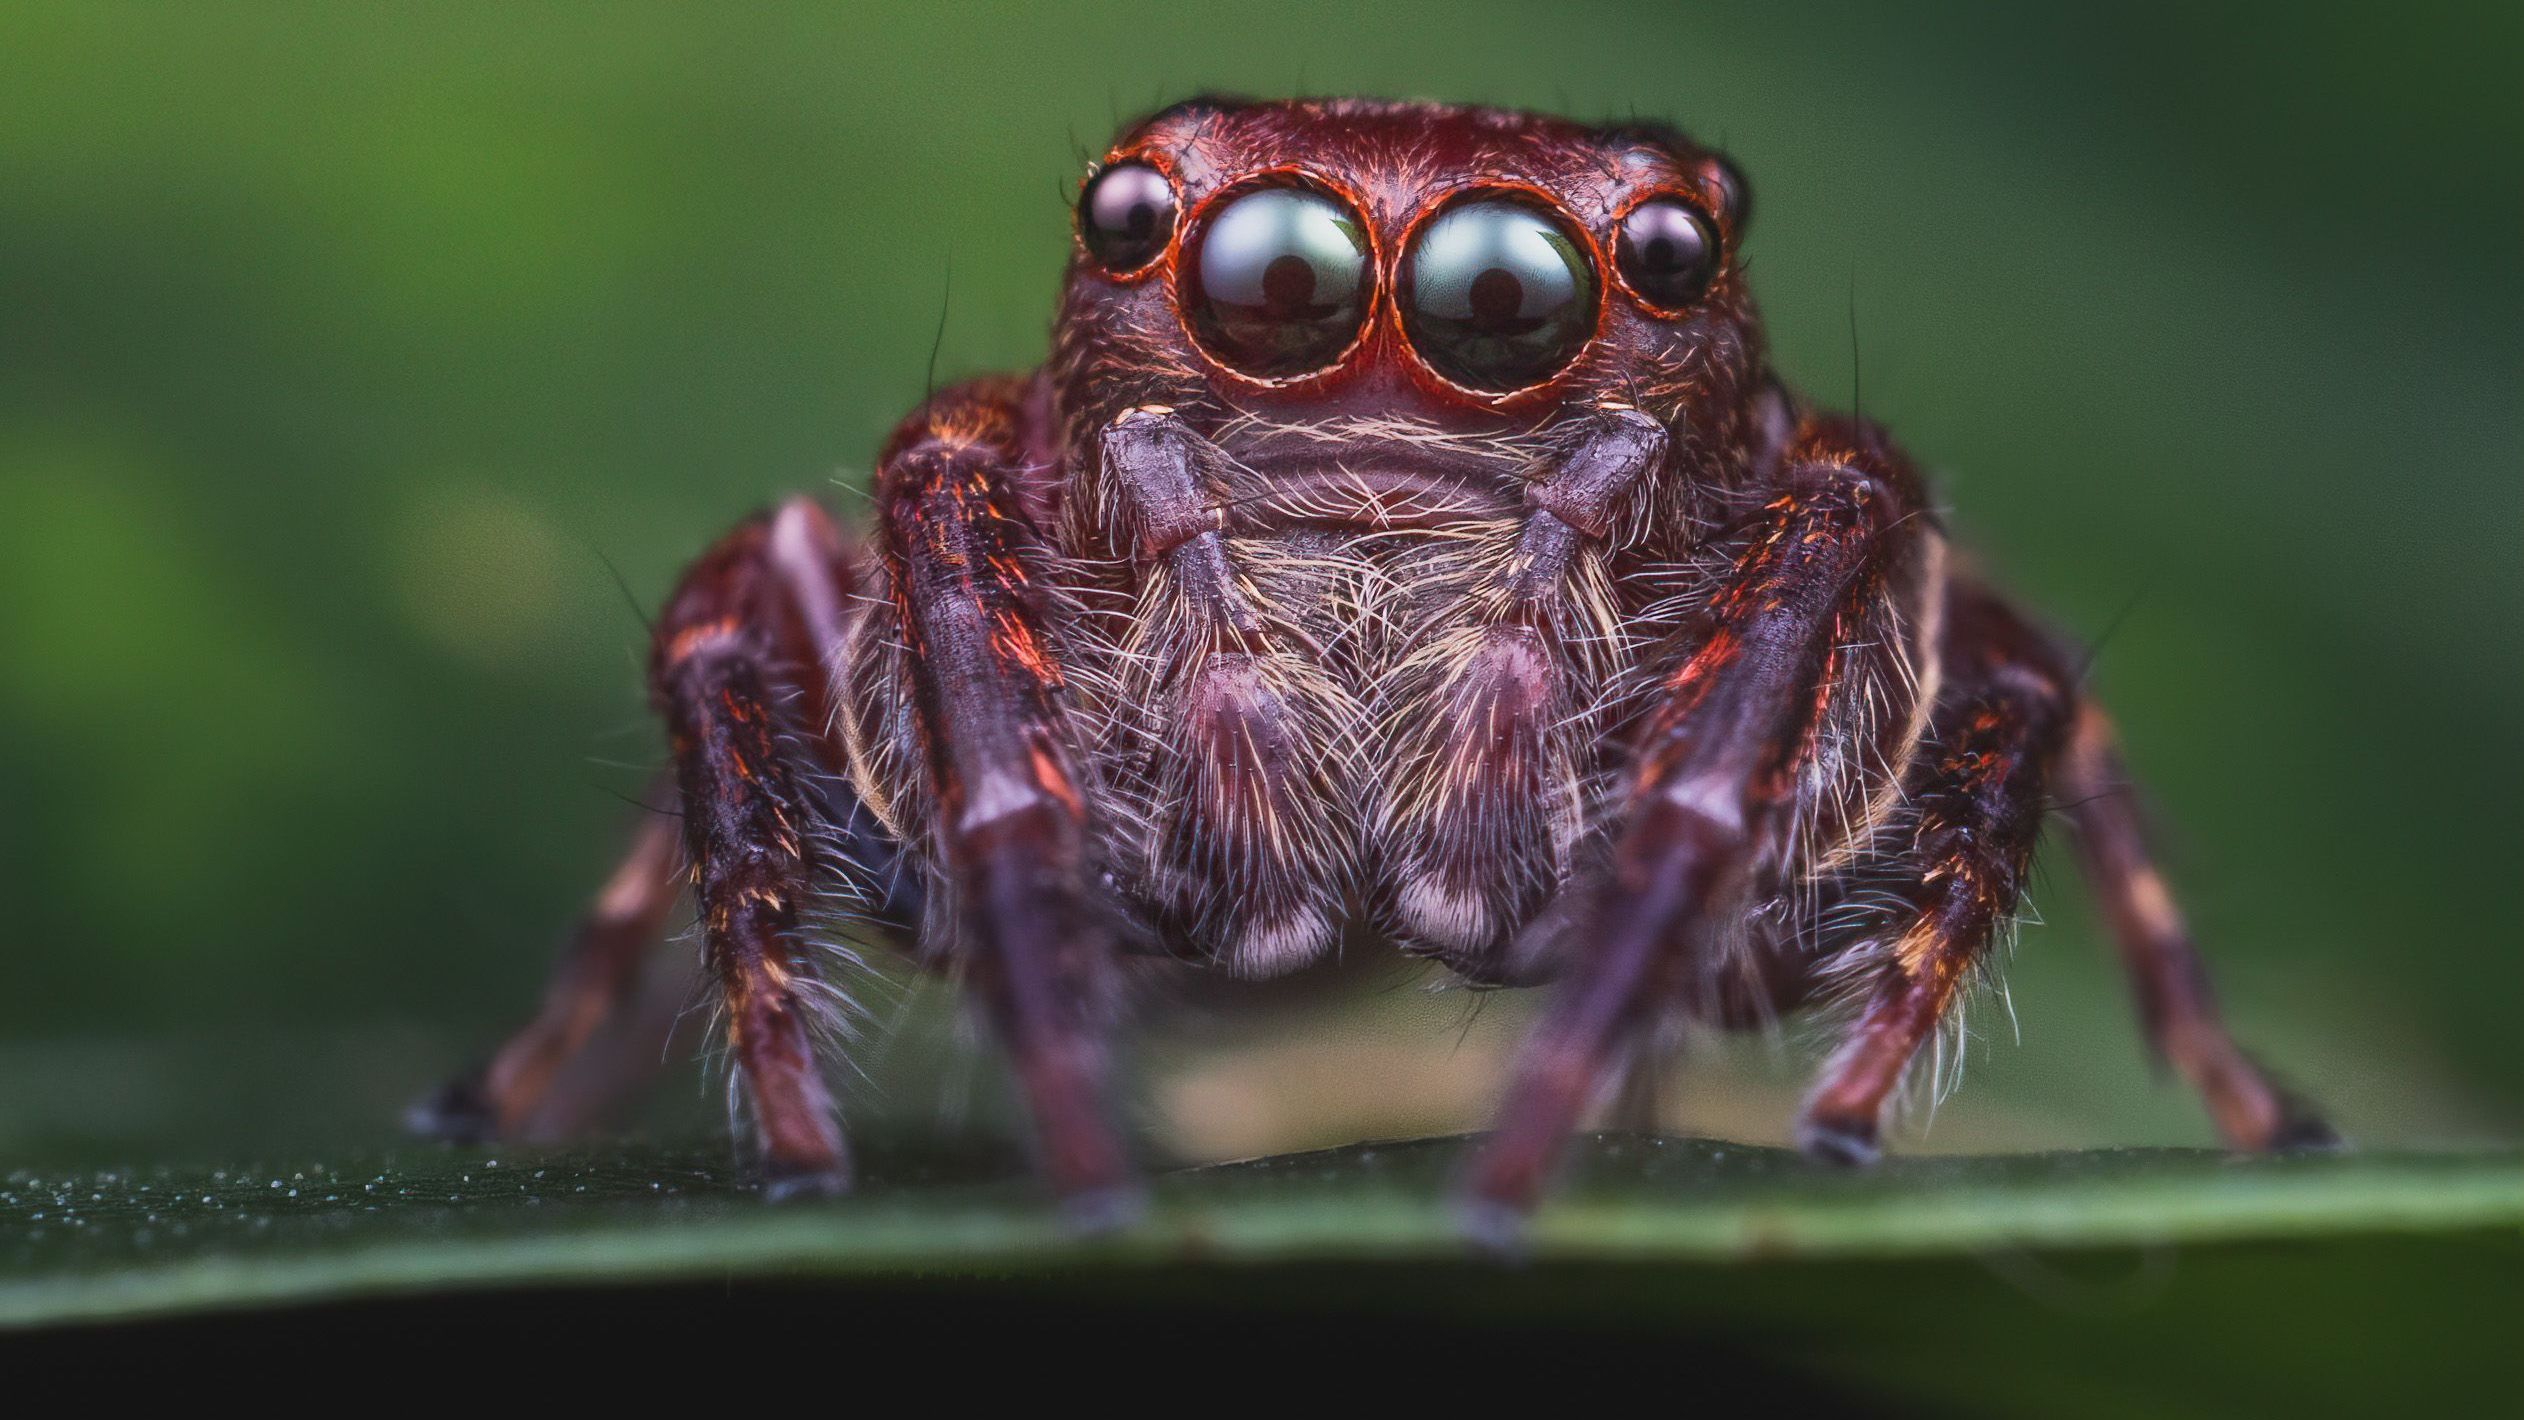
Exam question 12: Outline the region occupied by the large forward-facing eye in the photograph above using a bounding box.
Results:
[1078,161,1177,272]
[1399,197,1597,392]
[1181,186,1372,378]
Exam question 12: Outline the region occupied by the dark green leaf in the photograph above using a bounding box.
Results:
[8,1135,2519,1328]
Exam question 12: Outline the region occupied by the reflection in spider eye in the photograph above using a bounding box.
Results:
[1614,198,1719,310]
[1400,197,1598,392]
[1077,161,1177,272]
[1181,186,1371,378]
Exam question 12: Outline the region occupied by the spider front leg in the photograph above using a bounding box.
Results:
[875,388,1137,1219]
[1461,417,1919,1228]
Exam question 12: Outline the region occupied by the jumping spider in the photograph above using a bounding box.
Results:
[417,98,2334,1228]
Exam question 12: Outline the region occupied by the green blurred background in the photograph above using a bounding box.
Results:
[2,1,2517,1170]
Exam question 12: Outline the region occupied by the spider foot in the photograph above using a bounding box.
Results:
[403,1068,497,1144]
[2270,1113,2346,1153]
[1792,1112,1883,1168]
[760,1161,852,1203]
[1058,1182,1149,1236]
[2253,1067,2345,1154]
[1452,1193,1535,1262]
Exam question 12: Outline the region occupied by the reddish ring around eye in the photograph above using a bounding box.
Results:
[1077,159,1178,275]
[1398,193,1600,394]
[1384,181,1609,405]
[1176,174,1376,383]
[1610,193,1721,314]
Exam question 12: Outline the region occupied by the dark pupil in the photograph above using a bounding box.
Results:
[1401,199,1597,391]
[1080,163,1175,271]
[1183,187,1370,378]
[1615,200,1715,308]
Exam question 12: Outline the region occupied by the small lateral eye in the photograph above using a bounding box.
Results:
[1614,198,1719,310]
[1078,161,1177,272]
[1399,197,1598,393]
[1181,185,1372,378]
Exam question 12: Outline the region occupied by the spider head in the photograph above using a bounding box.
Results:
[1053,97,1759,449]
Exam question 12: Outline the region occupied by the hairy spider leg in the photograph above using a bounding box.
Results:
[876,386,1139,1221]
[1459,416,1919,1230]
[414,500,907,1193]
[405,791,684,1143]
[1792,583,2074,1161]
[651,507,870,1196]
[2058,702,2338,1151]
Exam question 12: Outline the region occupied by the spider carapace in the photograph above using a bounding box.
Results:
[418,98,2334,1231]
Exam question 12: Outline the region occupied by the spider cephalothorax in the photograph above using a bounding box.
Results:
[418,97,2332,1229]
